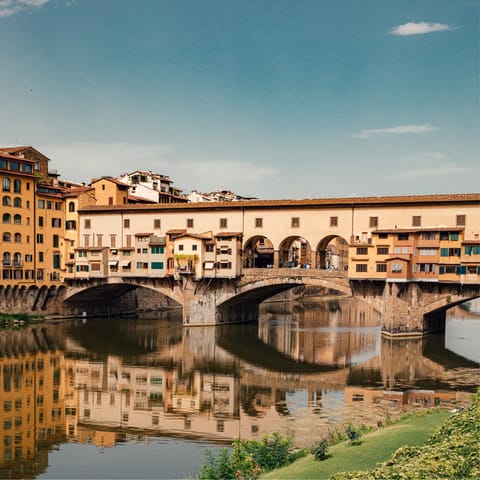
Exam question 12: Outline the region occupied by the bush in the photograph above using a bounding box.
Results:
[197,432,307,480]
[311,439,329,461]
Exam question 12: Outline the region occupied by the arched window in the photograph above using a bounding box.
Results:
[2,213,11,224]
[13,197,21,207]
[2,195,10,206]
[13,253,21,266]
[2,232,11,242]
[13,179,21,193]
[2,177,10,192]
[13,214,21,225]
[3,252,11,266]
[14,233,21,243]
[68,201,75,212]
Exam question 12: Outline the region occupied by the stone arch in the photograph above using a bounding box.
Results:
[278,236,312,268]
[315,235,349,271]
[243,235,275,268]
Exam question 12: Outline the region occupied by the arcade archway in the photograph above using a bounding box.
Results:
[315,235,349,270]
[243,235,275,268]
[278,236,312,268]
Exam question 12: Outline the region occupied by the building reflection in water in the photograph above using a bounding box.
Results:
[0,299,478,475]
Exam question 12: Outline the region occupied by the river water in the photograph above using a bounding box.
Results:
[0,297,478,479]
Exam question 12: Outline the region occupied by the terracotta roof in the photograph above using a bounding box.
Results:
[127,194,157,204]
[62,187,95,197]
[134,232,153,237]
[462,240,480,245]
[174,233,213,241]
[78,193,480,213]
[0,151,36,162]
[91,177,129,187]
[166,229,187,234]
[214,232,243,237]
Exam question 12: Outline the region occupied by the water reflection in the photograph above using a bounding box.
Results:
[0,298,478,478]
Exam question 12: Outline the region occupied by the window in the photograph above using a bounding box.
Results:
[377,247,389,255]
[84,219,91,229]
[369,217,378,228]
[13,179,21,193]
[206,243,214,252]
[2,196,10,206]
[2,232,11,242]
[53,254,60,269]
[38,252,44,262]
[36,234,44,244]
[192,244,197,251]
[66,220,76,230]
[330,216,338,227]
[291,217,300,228]
[412,216,421,227]
[355,264,368,272]
[3,177,10,191]
[418,248,436,256]
[68,201,75,212]
[376,263,387,272]
[13,197,21,207]
[22,163,32,173]
[38,216,44,227]
[391,263,403,272]
[38,199,45,208]
[422,232,435,240]
[378,232,388,239]
[2,213,11,224]
[154,219,161,229]
[96,235,102,247]
[10,161,19,172]
[456,215,466,226]
[0,158,6,169]
[356,247,368,255]
[124,218,130,228]
[14,233,21,243]
[187,218,194,228]
[219,218,227,229]
[255,218,263,228]
[398,233,409,241]
[178,244,184,251]
[51,218,61,228]
[110,235,116,247]
[13,214,21,224]
[151,246,164,254]
[151,262,164,269]
[53,235,59,248]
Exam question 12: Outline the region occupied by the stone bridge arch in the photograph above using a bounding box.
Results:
[63,278,183,315]
[212,273,352,324]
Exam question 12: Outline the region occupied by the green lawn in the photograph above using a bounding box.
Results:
[262,410,451,480]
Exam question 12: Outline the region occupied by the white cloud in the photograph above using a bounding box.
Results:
[389,152,475,178]
[352,124,439,139]
[0,0,51,17]
[37,142,277,197]
[390,22,453,36]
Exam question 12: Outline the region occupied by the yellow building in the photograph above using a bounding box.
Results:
[0,151,36,286]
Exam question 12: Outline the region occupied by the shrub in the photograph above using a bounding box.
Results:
[197,433,307,480]
[311,439,329,461]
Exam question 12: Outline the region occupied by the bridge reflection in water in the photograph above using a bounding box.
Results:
[0,298,478,478]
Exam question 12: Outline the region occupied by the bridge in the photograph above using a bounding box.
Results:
[44,267,479,336]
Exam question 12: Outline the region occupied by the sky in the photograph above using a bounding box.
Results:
[0,0,478,199]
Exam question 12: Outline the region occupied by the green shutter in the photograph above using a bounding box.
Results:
[440,248,449,257]
[439,266,445,275]
[450,233,458,241]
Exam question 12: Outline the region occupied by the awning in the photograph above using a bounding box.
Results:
[108,260,119,266]
[120,261,131,267]
[204,261,215,270]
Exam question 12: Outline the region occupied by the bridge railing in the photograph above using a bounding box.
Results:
[242,267,348,278]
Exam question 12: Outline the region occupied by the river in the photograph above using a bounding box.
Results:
[0,297,478,479]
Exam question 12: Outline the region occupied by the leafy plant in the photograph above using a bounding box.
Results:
[311,439,329,461]
[197,433,306,480]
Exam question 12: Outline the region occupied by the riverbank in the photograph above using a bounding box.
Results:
[0,313,44,329]
[262,409,452,479]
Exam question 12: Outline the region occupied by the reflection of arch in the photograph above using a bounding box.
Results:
[243,235,275,268]
[315,235,349,270]
[278,236,312,267]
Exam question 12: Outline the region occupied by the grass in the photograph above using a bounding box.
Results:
[262,409,451,479]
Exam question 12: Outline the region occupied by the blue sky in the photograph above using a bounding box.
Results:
[0,0,478,199]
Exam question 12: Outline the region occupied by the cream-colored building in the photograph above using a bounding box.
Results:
[73,194,480,284]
